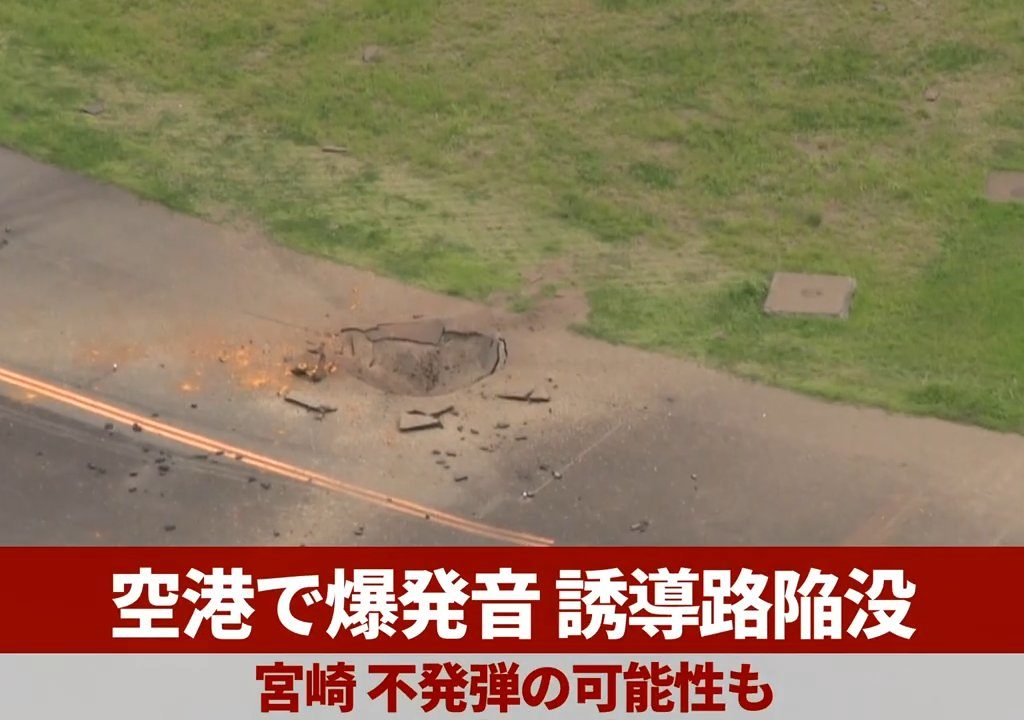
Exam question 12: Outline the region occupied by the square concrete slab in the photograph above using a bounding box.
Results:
[986,171,1024,203]
[764,272,857,319]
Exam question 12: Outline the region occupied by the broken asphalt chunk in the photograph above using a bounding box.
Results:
[497,387,551,403]
[284,393,338,418]
[409,404,454,419]
[399,412,443,432]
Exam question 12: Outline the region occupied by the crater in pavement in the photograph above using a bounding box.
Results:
[334,318,506,396]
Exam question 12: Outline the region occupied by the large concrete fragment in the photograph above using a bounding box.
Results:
[764,272,857,319]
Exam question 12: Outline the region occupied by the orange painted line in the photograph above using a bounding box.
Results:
[0,365,554,547]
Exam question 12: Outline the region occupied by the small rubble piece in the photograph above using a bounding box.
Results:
[399,412,443,432]
[291,346,332,383]
[763,272,857,319]
[362,45,382,63]
[630,520,650,533]
[163,524,176,532]
[552,470,563,480]
[104,423,114,431]
[410,403,455,419]
[923,86,941,103]
[284,393,338,420]
[86,462,106,475]
[131,423,143,433]
[497,387,550,403]
[353,525,365,537]
[79,101,105,116]
[522,490,536,499]
[454,475,469,483]
[495,422,511,430]
[985,171,1024,203]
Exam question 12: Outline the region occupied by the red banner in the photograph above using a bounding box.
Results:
[0,547,1017,653]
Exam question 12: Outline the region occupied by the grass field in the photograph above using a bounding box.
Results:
[1,0,1023,429]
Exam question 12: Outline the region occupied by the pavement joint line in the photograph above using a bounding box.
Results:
[0,365,555,547]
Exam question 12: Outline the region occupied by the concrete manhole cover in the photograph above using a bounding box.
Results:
[335,319,506,396]
[764,272,857,319]
[985,171,1024,203]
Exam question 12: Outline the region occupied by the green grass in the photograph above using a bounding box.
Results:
[1,0,1024,429]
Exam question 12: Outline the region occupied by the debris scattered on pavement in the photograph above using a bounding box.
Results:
[284,393,338,419]
[163,524,176,532]
[131,423,142,433]
[260,482,271,490]
[515,435,528,441]
[552,470,563,480]
[445,451,457,457]
[104,423,114,431]
[495,422,510,430]
[522,490,535,499]
[454,475,469,483]
[690,473,698,481]
[630,520,650,533]
[86,462,106,475]
[353,525,365,537]
[128,487,137,493]
[399,412,443,432]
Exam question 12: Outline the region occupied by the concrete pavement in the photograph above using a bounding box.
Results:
[2,146,1023,546]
